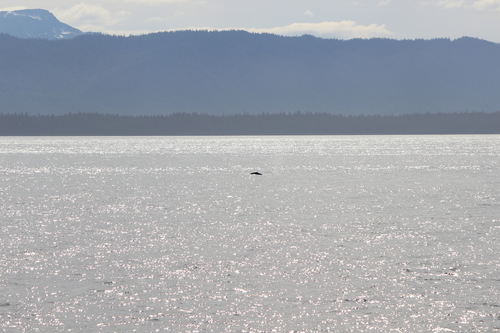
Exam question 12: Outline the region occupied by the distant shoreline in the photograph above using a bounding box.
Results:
[1,112,499,136]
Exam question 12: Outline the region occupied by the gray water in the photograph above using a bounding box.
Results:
[1,135,499,332]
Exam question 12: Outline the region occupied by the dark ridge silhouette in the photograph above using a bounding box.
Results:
[0,112,499,135]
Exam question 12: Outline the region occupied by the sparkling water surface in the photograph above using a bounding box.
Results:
[1,135,499,332]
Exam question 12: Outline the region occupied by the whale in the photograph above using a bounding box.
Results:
[250,172,262,175]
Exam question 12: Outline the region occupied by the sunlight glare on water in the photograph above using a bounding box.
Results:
[0,135,499,332]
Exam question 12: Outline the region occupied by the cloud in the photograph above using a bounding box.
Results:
[434,0,466,8]
[53,3,130,31]
[123,0,188,4]
[377,0,393,6]
[303,10,314,17]
[251,21,394,39]
[172,21,393,39]
[0,6,28,12]
[147,16,165,22]
[470,0,500,10]
[431,0,500,10]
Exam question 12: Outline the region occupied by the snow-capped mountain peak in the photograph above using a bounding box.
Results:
[0,9,83,40]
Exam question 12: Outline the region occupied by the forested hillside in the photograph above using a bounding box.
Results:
[1,31,499,115]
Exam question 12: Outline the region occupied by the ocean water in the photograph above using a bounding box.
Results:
[0,135,499,332]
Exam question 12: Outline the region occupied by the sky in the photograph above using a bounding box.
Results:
[1,0,500,43]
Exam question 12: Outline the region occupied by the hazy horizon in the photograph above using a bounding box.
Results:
[1,0,500,43]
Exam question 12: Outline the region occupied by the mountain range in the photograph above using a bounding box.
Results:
[1,10,499,116]
[0,9,83,40]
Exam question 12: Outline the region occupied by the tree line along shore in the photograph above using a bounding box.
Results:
[0,112,499,135]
